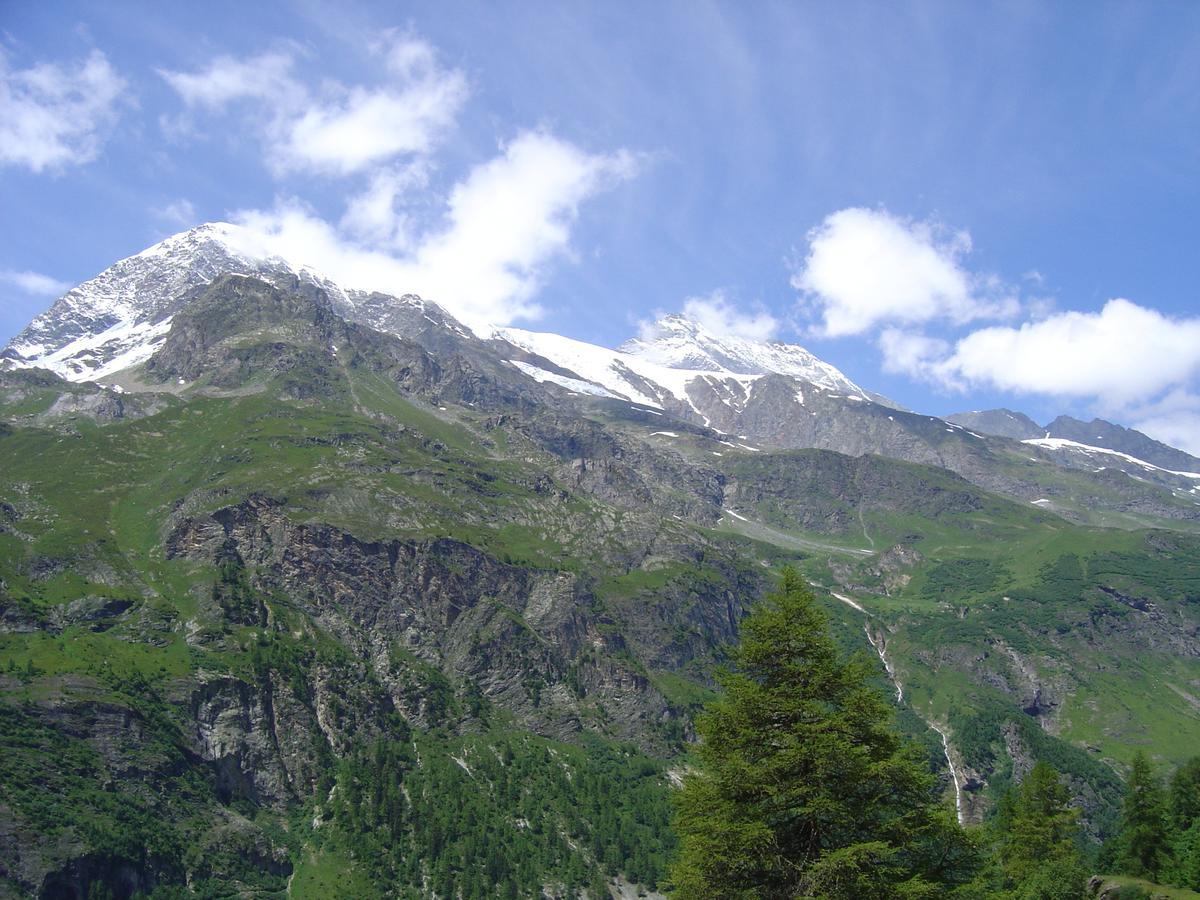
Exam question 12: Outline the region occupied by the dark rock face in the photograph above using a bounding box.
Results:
[144,274,344,387]
[513,414,726,522]
[144,274,552,420]
[724,449,986,535]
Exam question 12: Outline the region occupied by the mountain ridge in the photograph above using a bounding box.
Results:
[6,222,1196,481]
[5,225,1199,531]
[950,408,1200,474]
[0,223,470,383]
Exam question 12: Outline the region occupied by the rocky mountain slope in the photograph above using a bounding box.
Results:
[951,409,1200,475]
[1043,414,1200,473]
[2,233,1200,896]
[947,408,1043,440]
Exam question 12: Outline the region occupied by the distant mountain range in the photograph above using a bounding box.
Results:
[948,409,1200,476]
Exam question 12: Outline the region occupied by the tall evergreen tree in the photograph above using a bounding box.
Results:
[995,762,1088,900]
[1116,752,1171,880]
[1177,820,1200,892]
[1170,756,1200,834]
[1169,757,1200,891]
[670,567,979,899]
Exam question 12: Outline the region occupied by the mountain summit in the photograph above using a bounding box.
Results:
[0,223,467,382]
[619,313,868,398]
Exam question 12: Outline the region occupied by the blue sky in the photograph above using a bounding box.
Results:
[3,1,1200,450]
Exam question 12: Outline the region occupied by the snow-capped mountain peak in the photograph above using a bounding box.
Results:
[2,223,264,380]
[618,314,869,398]
[487,313,886,432]
[1,223,462,382]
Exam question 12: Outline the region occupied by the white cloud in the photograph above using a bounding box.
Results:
[339,163,428,248]
[276,74,465,175]
[791,207,1018,337]
[0,269,72,296]
[158,51,299,109]
[1132,390,1200,459]
[0,49,127,172]
[676,291,778,340]
[161,36,636,332]
[877,328,950,380]
[938,299,1200,406]
[379,35,439,79]
[155,198,197,227]
[407,133,637,327]
[159,36,466,177]
[227,131,638,332]
[867,259,1200,456]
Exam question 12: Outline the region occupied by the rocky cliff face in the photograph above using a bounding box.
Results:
[162,491,755,747]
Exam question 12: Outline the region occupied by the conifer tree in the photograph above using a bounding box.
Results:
[1177,820,1200,891]
[1168,756,1200,890]
[1170,756,1200,834]
[670,567,978,899]
[1117,752,1171,880]
[996,762,1088,899]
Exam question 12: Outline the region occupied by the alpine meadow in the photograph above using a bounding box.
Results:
[2,3,1200,899]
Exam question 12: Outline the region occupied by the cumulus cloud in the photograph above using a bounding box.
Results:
[791,207,1018,337]
[277,68,464,176]
[0,49,127,172]
[159,35,466,176]
[0,269,72,296]
[400,133,637,327]
[676,291,778,340]
[339,163,428,248]
[877,328,950,380]
[227,131,638,332]
[932,299,1200,406]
